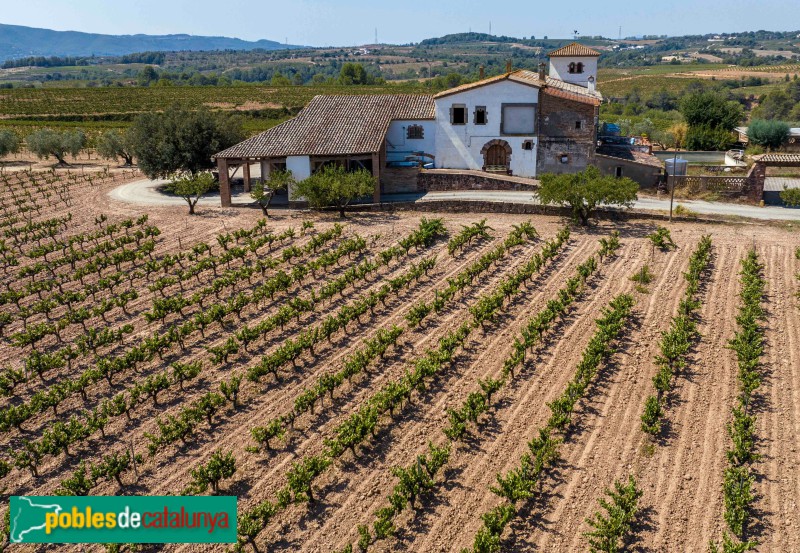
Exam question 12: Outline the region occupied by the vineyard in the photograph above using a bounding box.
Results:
[0,172,799,553]
[0,85,422,120]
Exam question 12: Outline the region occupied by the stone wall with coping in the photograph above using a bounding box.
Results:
[417,171,538,192]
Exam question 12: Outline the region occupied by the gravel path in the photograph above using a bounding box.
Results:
[108,178,254,206]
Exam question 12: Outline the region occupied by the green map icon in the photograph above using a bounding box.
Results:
[10,496,63,543]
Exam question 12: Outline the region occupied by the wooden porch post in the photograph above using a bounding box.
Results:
[218,158,232,207]
[242,161,251,193]
[371,152,381,203]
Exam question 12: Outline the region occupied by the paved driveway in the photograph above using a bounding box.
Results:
[108,178,253,206]
[386,190,800,222]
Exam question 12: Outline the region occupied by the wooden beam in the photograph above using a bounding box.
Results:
[242,162,251,193]
[372,152,381,203]
[218,158,232,207]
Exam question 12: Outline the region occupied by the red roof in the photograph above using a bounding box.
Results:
[214,94,434,159]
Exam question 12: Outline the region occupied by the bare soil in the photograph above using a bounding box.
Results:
[1,175,799,553]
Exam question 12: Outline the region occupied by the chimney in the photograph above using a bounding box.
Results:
[538,62,546,81]
[479,65,485,79]
[506,60,512,73]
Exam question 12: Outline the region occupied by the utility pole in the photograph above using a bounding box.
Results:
[489,21,492,36]
[669,149,678,221]
[375,27,378,45]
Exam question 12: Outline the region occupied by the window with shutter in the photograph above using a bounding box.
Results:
[451,104,467,125]
[475,106,487,125]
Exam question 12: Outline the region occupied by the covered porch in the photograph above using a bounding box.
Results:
[215,153,382,208]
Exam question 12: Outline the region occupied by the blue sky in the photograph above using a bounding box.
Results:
[2,0,798,46]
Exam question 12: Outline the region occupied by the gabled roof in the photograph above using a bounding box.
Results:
[433,69,602,105]
[214,94,434,159]
[548,43,601,57]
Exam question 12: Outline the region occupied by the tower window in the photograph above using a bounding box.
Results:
[522,140,534,151]
[568,62,585,74]
[575,120,583,130]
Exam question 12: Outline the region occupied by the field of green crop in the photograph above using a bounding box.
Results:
[0,84,423,118]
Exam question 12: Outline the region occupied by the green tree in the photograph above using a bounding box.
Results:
[138,65,159,85]
[165,172,216,215]
[685,125,736,151]
[338,63,374,85]
[291,165,375,217]
[680,92,743,133]
[747,119,790,150]
[0,130,19,159]
[96,129,135,166]
[26,128,86,166]
[271,73,291,86]
[752,89,793,120]
[251,169,294,217]
[128,105,244,179]
[538,166,639,226]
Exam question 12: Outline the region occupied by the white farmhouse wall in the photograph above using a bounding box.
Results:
[548,57,598,87]
[434,80,539,177]
[385,120,436,159]
[286,155,311,199]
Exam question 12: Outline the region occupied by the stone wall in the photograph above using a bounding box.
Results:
[417,171,538,192]
[381,167,420,194]
[595,154,662,188]
[670,161,766,202]
[537,92,598,175]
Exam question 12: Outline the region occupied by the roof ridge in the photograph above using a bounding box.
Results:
[548,42,601,57]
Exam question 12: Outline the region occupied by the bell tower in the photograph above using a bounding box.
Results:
[547,43,600,88]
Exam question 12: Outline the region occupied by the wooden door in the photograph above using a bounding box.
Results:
[485,144,507,167]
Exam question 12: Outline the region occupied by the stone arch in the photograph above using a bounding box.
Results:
[481,139,512,168]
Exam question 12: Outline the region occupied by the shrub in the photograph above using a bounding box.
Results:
[187,450,236,495]
[538,166,638,226]
[780,187,800,207]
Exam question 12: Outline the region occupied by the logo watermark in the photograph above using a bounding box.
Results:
[9,496,237,544]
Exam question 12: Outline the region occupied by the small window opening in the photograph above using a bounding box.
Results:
[407,125,424,139]
[560,154,570,164]
[615,166,623,178]
[575,120,583,130]
[522,140,534,151]
[568,62,585,74]
[451,105,467,125]
[475,106,487,125]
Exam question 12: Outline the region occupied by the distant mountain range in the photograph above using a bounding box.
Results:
[0,23,302,61]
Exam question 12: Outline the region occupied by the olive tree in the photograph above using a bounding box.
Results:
[96,129,135,166]
[747,119,790,151]
[251,169,294,217]
[26,128,86,166]
[291,165,375,217]
[128,105,244,178]
[0,130,20,159]
[165,172,216,215]
[538,166,639,226]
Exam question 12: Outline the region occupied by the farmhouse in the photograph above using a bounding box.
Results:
[213,43,603,206]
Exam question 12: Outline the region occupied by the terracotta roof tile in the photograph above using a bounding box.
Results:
[548,43,601,57]
[214,94,434,159]
[753,153,800,163]
[433,69,602,104]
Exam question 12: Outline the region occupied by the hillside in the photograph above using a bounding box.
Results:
[0,23,301,61]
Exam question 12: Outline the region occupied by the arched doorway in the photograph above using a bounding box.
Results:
[481,139,512,172]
